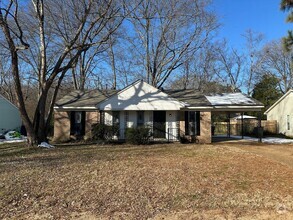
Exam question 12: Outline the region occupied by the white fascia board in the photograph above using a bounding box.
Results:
[103,106,181,111]
[184,105,264,111]
[54,106,98,110]
[211,105,264,112]
[184,106,213,110]
[213,105,264,109]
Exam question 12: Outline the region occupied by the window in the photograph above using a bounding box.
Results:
[185,111,200,136]
[137,111,144,127]
[75,112,82,124]
[287,115,290,130]
[70,111,85,135]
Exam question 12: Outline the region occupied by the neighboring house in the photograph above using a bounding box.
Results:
[264,89,293,137]
[0,94,22,134]
[54,80,264,143]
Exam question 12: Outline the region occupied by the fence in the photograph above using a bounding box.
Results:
[214,120,277,136]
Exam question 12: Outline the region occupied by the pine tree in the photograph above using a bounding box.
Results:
[280,0,293,51]
[252,75,283,113]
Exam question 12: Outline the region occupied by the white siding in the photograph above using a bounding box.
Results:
[0,95,22,133]
[266,91,293,137]
[99,81,184,111]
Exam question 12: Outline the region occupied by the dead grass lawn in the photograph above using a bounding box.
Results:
[236,144,293,168]
[0,142,292,219]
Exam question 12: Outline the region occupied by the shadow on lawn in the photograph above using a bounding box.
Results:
[0,142,190,167]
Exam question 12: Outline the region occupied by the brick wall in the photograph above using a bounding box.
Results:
[198,111,211,144]
[84,111,100,140]
[179,111,212,144]
[53,111,70,142]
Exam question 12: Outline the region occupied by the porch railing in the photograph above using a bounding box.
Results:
[109,127,180,142]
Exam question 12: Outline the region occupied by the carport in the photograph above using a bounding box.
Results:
[205,93,264,143]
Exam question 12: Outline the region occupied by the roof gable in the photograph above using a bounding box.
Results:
[0,94,19,111]
[99,80,185,110]
[264,89,293,114]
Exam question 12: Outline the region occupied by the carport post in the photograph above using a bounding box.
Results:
[258,112,262,143]
[241,112,244,139]
[227,113,231,138]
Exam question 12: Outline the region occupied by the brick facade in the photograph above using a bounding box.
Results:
[54,110,212,143]
[53,111,71,142]
[198,111,211,144]
[53,110,100,142]
[84,111,100,140]
[179,111,212,144]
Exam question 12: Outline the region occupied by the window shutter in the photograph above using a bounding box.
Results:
[184,111,188,135]
[196,111,201,136]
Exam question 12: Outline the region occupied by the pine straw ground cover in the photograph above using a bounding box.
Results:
[0,143,292,219]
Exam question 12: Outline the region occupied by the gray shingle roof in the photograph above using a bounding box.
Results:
[164,89,212,107]
[55,87,263,109]
[55,90,118,108]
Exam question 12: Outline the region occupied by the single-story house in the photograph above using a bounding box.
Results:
[0,94,22,134]
[54,80,264,143]
[264,89,293,137]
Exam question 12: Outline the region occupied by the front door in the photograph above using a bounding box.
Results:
[153,111,166,138]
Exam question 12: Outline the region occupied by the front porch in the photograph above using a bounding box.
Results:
[53,109,212,143]
[101,110,212,143]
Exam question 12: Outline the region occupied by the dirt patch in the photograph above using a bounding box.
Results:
[0,143,292,219]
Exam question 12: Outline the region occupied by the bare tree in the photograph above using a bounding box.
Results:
[71,46,108,91]
[170,43,218,91]
[0,53,15,102]
[214,40,244,92]
[261,40,293,93]
[0,0,124,145]
[125,0,218,88]
[242,29,265,96]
